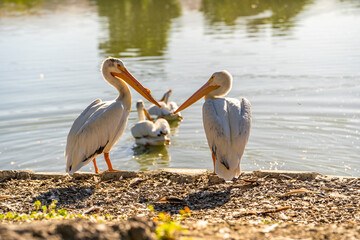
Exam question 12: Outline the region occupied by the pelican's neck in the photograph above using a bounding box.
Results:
[103,70,131,109]
[204,71,232,100]
[204,95,215,101]
[161,91,171,104]
[205,93,226,101]
[204,83,231,100]
[137,107,145,121]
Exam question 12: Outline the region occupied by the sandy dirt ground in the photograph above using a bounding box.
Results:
[0,169,359,239]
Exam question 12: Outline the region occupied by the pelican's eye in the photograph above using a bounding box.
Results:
[117,64,125,72]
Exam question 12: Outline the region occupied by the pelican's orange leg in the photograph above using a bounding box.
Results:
[92,158,100,174]
[104,152,120,172]
[212,151,216,175]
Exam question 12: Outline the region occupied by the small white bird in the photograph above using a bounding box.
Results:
[131,100,170,146]
[65,58,160,174]
[175,71,251,181]
[148,89,183,121]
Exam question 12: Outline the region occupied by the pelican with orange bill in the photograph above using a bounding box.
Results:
[175,71,252,180]
[65,57,161,174]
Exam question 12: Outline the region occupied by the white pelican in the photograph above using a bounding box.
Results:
[131,100,170,146]
[174,71,251,181]
[148,89,183,121]
[65,57,160,174]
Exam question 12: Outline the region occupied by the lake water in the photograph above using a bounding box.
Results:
[0,0,359,176]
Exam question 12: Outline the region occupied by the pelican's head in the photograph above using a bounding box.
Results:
[136,99,145,110]
[174,70,232,114]
[101,57,161,108]
[101,57,126,74]
[136,99,153,121]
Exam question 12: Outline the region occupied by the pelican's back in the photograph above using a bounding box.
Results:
[154,118,170,136]
[203,97,251,180]
[131,121,155,138]
[168,101,178,112]
[148,102,171,116]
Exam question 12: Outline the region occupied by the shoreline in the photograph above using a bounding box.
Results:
[0,168,357,181]
[1,169,359,239]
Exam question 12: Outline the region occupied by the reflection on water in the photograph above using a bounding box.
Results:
[168,120,181,130]
[201,0,311,36]
[0,0,94,17]
[132,145,170,171]
[93,0,181,57]
[0,0,359,176]
[0,0,45,14]
[130,119,180,171]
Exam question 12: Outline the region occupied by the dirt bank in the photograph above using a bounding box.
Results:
[0,169,359,239]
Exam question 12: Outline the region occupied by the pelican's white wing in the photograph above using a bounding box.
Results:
[203,97,251,181]
[65,99,128,174]
[131,119,170,146]
[168,101,178,112]
[153,118,170,136]
[148,101,182,122]
[148,102,171,116]
[131,121,156,138]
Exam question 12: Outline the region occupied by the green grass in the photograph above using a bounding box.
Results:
[150,205,191,240]
[1,201,193,239]
[261,219,280,224]
[0,200,112,221]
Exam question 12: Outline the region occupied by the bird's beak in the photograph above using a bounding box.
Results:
[174,77,219,114]
[143,108,153,121]
[111,66,161,108]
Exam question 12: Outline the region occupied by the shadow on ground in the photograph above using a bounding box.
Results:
[152,189,231,214]
[32,186,95,207]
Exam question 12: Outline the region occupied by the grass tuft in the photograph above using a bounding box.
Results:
[149,205,191,240]
[0,200,113,222]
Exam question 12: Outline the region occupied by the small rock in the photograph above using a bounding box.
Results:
[208,175,225,184]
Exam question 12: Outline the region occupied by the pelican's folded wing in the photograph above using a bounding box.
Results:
[65,100,126,173]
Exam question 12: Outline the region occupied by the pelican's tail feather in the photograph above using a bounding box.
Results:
[215,160,241,181]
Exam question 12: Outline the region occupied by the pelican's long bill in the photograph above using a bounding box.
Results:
[111,66,161,108]
[143,108,153,121]
[174,77,220,114]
